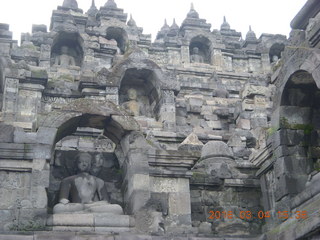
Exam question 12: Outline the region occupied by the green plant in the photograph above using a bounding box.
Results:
[267,126,278,136]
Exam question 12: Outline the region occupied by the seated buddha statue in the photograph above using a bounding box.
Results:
[53,152,123,215]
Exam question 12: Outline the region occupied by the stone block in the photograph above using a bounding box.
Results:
[150,177,190,193]
[76,235,115,240]
[201,141,233,159]
[203,114,218,121]
[178,133,203,151]
[31,186,48,208]
[52,213,94,226]
[94,214,130,227]
[0,235,33,240]
[52,226,94,232]
[274,175,298,201]
[241,85,271,98]
[250,117,267,128]
[0,210,14,231]
[210,162,232,178]
[0,123,14,143]
[274,157,293,178]
[168,192,191,216]
[200,105,213,115]
[114,235,151,240]
[254,95,268,108]
[242,99,254,111]
[236,118,251,130]
[207,120,222,130]
[94,227,131,233]
[198,222,212,234]
[37,127,57,145]
[280,106,311,126]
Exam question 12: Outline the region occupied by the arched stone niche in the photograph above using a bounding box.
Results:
[189,35,212,64]
[106,27,128,55]
[269,43,285,63]
[119,68,160,118]
[110,49,178,130]
[276,70,320,199]
[50,32,84,67]
[47,131,123,212]
[39,99,152,216]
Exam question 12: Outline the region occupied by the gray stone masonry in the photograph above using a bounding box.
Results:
[1,0,319,239]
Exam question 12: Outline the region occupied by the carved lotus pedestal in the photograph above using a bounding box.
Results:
[47,204,135,232]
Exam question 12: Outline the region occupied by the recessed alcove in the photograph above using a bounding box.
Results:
[119,68,160,119]
[50,32,84,67]
[47,127,123,213]
[189,36,212,64]
[269,43,285,63]
[279,70,320,195]
[106,27,128,55]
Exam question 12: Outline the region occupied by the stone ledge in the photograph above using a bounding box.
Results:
[0,232,263,240]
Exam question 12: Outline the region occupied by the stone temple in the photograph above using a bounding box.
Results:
[0,0,319,239]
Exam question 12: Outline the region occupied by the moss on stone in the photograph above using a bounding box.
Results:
[280,117,314,134]
[31,69,48,79]
[267,126,278,136]
[58,74,74,82]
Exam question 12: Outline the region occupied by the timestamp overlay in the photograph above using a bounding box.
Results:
[208,210,308,220]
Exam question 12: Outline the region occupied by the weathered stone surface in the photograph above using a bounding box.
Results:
[0,123,15,143]
[0,0,316,238]
[201,141,233,159]
[178,133,204,151]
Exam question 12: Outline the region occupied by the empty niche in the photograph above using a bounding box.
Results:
[106,27,128,55]
[119,68,160,118]
[189,35,212,64]
[280,70,320,192]
[269,43,285,63]
[50,32,84,67]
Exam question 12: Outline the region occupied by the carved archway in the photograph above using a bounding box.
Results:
[39,99,152,215]
[106,27,128,54]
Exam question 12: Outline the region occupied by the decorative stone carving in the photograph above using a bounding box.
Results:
[62,0,78,9]
[53,152,123,214]
[54,46,76,67]
[122,88,142,116]
[190,47,204,63]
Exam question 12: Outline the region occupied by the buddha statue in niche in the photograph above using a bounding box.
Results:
[190,47,204,63]
[54,45,76,67]
[122,88,141,117]
[53,152,123,214]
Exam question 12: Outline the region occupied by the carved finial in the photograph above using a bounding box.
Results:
[221,16,230,30]
[187,2,199,18]
[161,19,170,31]
[87,0,98,16]
[171,18,179,30]
[62,0,78,9]
[105,0,117,8]
[246,25,257,41]
[127,14,137,27]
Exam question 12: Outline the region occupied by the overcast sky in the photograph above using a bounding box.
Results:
[0,0,307,43]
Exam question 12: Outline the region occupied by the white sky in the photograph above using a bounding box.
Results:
[0,0,307,43]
